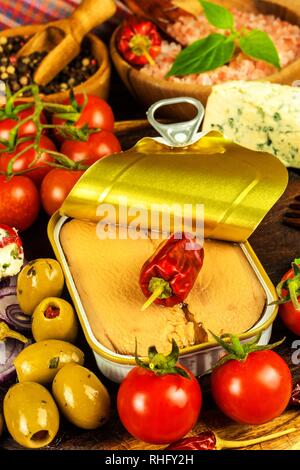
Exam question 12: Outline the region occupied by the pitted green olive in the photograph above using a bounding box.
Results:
[4,382,59,449]
[17,259,64,315]
[14,339,84,385]
[32,297,78,343]
[52,364,110,430]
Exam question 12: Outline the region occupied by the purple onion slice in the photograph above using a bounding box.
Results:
[0,287,31,332]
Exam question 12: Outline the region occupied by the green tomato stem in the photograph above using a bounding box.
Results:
[0,83,92,175]
[7,143,35,176]
[288,279,300,311]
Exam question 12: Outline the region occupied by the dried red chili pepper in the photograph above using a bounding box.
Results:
[290,381,300,406]
[166,432,216,450]
[166,428,297,450]
[140,233,204,310]
[117,18,162,66]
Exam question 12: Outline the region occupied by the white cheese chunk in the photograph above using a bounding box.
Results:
[0,228,24,279]
[203,81,300,168]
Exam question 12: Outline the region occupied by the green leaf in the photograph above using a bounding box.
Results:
[166,33,235,77]
[239,29,281,69]
[200,0,234,30]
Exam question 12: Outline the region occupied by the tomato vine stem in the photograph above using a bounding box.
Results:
[0,84,92,178]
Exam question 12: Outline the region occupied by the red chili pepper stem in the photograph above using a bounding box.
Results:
[210,332,285,369]
[141,286,164,311]
[274,259,300,311]
[216,427,297,449]
[141,277,172,311]
[129,34,156,65]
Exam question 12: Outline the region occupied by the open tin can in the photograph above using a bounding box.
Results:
[48,97,288,383]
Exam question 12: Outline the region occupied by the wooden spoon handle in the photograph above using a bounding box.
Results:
[70,0,116,42]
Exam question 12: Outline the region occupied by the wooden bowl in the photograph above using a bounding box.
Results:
[110,0,300,119]
[0,24,110,102]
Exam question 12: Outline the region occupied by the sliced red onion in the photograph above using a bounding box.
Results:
[0,275,17,289]
[0,338,25,384]
[5,304,32,331]
[0,286,16,298]
[0,287,31,332]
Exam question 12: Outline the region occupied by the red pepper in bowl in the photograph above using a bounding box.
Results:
[117,19,162,66]
[140,233,204,310]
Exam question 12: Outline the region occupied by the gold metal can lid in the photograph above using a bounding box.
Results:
[60,98,288,243]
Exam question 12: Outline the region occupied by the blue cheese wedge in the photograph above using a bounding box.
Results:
[203,81,300,168]
[0,227,24,280]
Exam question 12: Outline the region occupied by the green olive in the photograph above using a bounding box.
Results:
[4,382,59,449]
[17,259,64,315]
[32,297,78,343]
[52,364,110,430]
[14,339,84,385]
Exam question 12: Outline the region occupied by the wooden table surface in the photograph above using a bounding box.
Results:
[1,71,300,451]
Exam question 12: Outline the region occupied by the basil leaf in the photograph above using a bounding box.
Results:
[200,0,234,30]
[166,33,235,76]
[239,29,281,69]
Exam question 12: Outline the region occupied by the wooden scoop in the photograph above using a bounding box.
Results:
[17,0,116,87]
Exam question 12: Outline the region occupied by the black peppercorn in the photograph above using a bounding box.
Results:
[0,35,98,95]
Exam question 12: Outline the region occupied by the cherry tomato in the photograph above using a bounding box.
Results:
[211,350,292,425]
[0,135,56,187]
[61,131,121,166]
[0,102,46,140]
[40,168,84,216]
[52,95,115,139]
[117,365,202,444]
[0,175,40,231]
[278,260,300,335]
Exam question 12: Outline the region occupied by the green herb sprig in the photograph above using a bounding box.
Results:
[167,0,281,77]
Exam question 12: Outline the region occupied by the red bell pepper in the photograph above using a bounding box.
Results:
[117,18,162,66]
[140,233,204,310]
